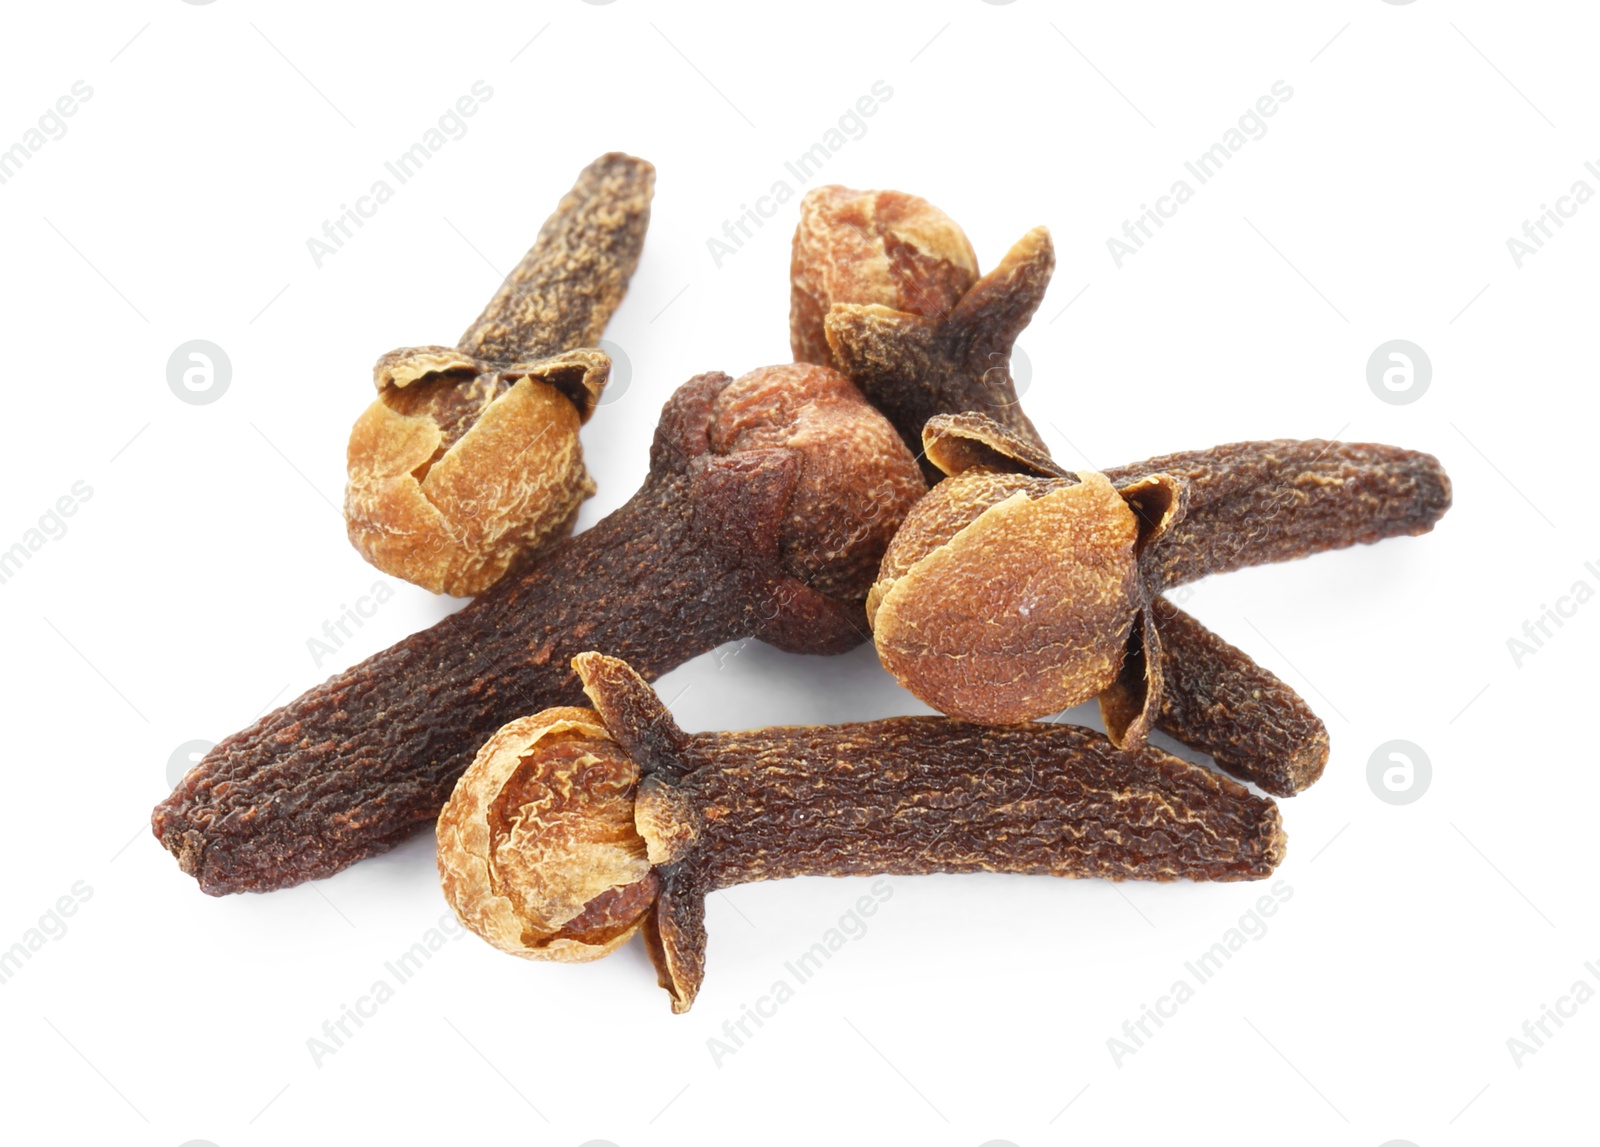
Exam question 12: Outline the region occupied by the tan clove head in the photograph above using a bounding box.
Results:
[790,186,979,371]
[345,348,608,597]
[868,468,1145,724]
[436,706,658,962]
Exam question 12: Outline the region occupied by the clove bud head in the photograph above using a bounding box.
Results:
[705,362,926,604]
[868,467,1147,723]
[790,186,979,372]
[436,706,658,962]
[345,348,609,596]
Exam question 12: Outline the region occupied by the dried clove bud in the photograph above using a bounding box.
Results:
[868,414,1451,792]
[345,153,655,595]
[437,706,657,962]
[789,186,1446,797]
[867,463,1149,725]
[154,364,924,895]
[438,654,1287,1012]
[790,186,978,370]
[789,184,1054,474]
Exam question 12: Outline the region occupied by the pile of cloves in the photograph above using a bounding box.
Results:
[152,156,1451,1013]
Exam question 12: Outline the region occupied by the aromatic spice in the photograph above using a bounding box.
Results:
[345,153,654,595]
[438,653,1287,1012]
[868,414,1451,793]
[153,364,924,895]
[789,185,1054,476]
[790,186,979,371]
[797,190,1437,797]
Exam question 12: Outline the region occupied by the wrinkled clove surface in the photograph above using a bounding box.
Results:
[789,185,1054,474]
[345,153,655,595]
[154,365,923,895]
[1099,438,1455,592]
[869,414,1450,784]
[1148,599,1329,797]
[438,654,1287,1013]
[790,186,979,370]
[788,187,1359,796]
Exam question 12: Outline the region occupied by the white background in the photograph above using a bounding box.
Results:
[1,2,1594,1145]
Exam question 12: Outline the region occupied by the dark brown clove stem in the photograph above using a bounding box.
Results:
[159,491,736,896]
[657,722,1286,887]
[156,367,923,895]
[458,152,656,364]
[643,718,1283,1010]
[1104,439,1453,593]
[1148,599,1328,796]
